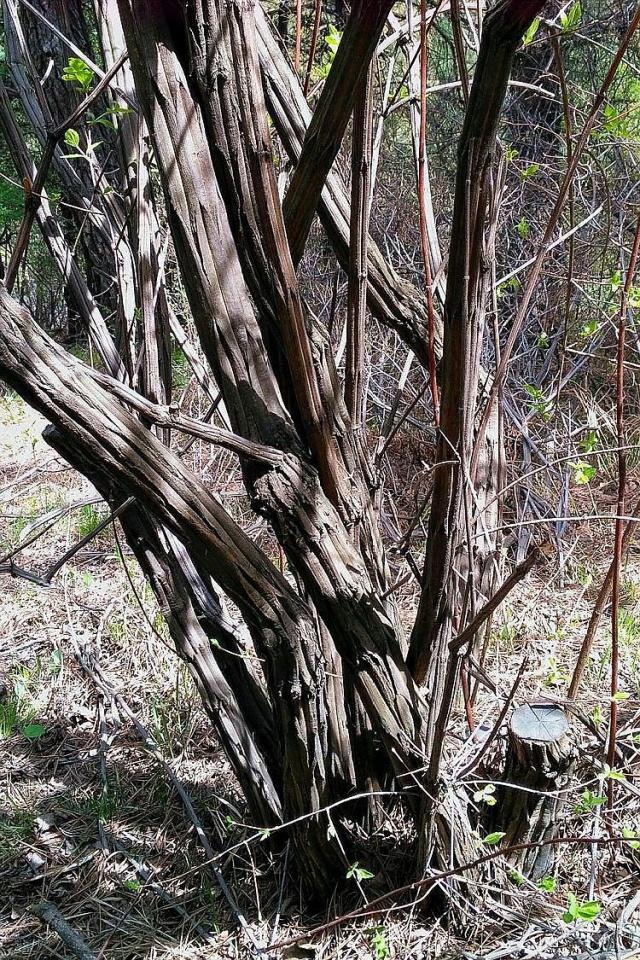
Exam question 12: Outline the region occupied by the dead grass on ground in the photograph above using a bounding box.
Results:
[1,391,640,959]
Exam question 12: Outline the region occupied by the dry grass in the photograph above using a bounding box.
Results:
[2,390,640,959]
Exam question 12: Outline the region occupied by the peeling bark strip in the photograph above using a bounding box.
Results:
[182,0,393,609]
[345,63,374,431]
[187,0,355,514]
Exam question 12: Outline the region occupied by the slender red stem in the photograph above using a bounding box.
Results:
[303,0,322,95]
[608,212,640,815]
[294,0,302,73]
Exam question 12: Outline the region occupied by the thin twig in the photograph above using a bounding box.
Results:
[5,53,128,290]
[302,0,322,95]
[449,541,553,654]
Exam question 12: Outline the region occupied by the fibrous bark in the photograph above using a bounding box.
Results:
[256,5,443,368]
[405,0,546,864]
[0,286,344,882]
[282,0,395,266]
[116,0,427,791]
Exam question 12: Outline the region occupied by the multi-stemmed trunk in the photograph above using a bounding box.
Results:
[0,0,547,897]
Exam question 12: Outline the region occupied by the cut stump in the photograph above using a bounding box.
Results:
[498,703,575,880]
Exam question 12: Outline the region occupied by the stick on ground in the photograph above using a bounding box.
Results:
[30,900,96,960]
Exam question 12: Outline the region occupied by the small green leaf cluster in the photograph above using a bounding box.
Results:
[563,893,599,923]
[524,383,553,421]
[571,460,596,485]
[311,24,342,83]
[473,783,497,806]
[573,789,606,814]
[61,57,94,92]
[368,925,389,960]
[560,2,582,31]
[346,862,374,882]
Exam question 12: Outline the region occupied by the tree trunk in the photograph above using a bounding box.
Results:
[116,0,427,790]
[406,0,547,864]
[4,0,129,317]
[0,286,345,886]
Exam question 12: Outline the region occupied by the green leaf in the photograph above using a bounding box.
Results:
[579,318,598,338]
[579,430,599,454]
[574,789,606,814]
[524,383,553,420]
[612,691,630,703]
[576,900,600,921]
[325,23,342,54]
[560,1,582,31]
[571,460,596,485]
[563,894,599,923]
[523,17,541,45]
[563,893,578,922]
[482,831,506,846]
[537,875,557,892]
[601,764,626,782]
[61,56,94,92]
[520,162,540,180]
[346,862,374,881]
[122,878,141,892]
[369,926,389,960]
[22,723,45,740]
[89,115,115,131]
[64,128,80,148]
[517,217,530,239]
[622,827,640,850]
